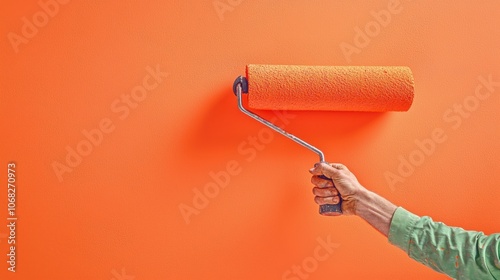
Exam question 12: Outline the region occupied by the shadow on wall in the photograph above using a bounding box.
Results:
[172,85,393,227]
[179,85,390,160]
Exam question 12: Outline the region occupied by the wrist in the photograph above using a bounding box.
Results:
[353,187,373,216]
[353,187,397,236]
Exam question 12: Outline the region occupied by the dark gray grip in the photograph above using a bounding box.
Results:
[318,175,343,215]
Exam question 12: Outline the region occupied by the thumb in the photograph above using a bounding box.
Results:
[309,162,343,179]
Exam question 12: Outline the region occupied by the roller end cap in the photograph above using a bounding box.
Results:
[233,76,248,95]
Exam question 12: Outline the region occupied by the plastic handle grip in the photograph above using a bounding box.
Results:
[318,175,343,215]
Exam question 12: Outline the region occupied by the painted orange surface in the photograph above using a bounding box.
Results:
[0,1,499,279]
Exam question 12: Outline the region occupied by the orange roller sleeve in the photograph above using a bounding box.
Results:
[246,64,415,112]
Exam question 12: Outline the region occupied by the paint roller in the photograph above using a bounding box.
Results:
[232,64,414,215]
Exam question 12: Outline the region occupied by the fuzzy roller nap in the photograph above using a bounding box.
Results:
[232,64,415,215]
[246,64,414,112]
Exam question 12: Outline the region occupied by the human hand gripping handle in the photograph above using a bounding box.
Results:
[309,162,361,216]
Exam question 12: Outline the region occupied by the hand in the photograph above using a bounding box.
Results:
[309,162,366,215]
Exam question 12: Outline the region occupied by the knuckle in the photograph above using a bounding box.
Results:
[335,163,346,169]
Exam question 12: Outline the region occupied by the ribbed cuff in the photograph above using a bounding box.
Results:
[388,207,420,254]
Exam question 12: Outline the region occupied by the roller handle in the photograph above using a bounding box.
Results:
[318,175,343,216]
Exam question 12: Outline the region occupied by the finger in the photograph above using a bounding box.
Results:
[309,162,325,175]
[312,187,338,197]
[311,175,334,188]
[314,195,341,205]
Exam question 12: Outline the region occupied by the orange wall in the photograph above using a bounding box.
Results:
[1,1,499,279]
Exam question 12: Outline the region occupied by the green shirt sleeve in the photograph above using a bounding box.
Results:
[388,207,500,280]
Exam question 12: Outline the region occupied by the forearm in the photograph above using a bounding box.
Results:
[354,189,397,237]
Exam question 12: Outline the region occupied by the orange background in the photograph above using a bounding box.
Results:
[1,1,499,279]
